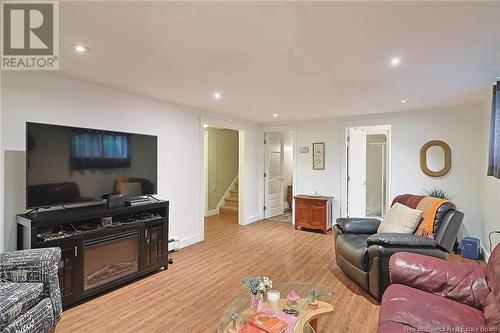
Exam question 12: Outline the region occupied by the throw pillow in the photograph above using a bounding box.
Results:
[377,203,423,234]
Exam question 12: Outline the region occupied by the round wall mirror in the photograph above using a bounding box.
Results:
[420,140,451,177]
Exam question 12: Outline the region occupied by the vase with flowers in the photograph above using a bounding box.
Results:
[243,276,273,313]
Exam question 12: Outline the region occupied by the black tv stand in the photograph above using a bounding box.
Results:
[17,200,169,308]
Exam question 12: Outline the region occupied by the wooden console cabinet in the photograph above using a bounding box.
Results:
[294,195,333,235]
[17,201,169,308]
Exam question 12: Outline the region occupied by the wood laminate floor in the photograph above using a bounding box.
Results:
[57,215,380,333]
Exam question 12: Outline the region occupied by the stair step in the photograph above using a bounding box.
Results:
[226,196,238,203]
[225,200,238,208]
[220,206,238,216]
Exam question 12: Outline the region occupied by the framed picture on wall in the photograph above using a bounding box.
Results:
[313,142,325,170]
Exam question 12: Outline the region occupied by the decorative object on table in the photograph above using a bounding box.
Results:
[282,308,300,317]
[306,288,333,309]
[422,187,454,200]
[238,322,263,333]
[247,312,288,333]
[460,237,481,260]
[253,308,299,333]
[264,309,299,333]
[286,290,300,308]
[420,140,451,177]
[243,276,273,313]
[266,290,281,309]
[312,142,325,170]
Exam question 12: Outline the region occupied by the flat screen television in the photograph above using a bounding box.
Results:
[26,122,158,209]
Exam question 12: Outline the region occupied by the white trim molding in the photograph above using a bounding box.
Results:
[205,209,219,217]
[244,213,263,225]
[179,233,204,249]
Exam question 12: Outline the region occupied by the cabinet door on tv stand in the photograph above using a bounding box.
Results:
[52,238,84,306]
[142,221,167,270]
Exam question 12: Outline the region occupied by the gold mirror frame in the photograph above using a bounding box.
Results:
[420,140,451,177]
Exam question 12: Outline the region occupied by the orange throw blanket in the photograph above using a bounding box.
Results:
[414,197,453,238]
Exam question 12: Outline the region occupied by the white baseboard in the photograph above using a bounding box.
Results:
[244,213,263,225]
[205,209,219,217]
[179,233,204,249]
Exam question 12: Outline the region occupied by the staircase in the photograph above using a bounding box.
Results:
[219,182,238,216]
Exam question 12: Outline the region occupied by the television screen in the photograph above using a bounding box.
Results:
[26,122,158,209]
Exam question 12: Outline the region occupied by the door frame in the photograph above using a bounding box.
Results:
[342,124,391,218]
[201,119,245,226]
[261,126,297,224]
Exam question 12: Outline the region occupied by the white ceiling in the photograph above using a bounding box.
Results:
[59,1,500,123]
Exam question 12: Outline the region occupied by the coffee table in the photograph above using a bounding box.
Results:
[218,283,334,333]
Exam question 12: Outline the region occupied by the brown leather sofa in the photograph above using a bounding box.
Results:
[377,246,500,332]
[333,194,463,300]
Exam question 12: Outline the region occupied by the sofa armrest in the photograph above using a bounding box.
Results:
[389,252,490,309]
[0,248,63,323]
[367,233,437,247]
[335,217,381,234]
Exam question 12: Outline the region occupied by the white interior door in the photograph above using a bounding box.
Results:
[348,128,367,217]
[265,133,284,218]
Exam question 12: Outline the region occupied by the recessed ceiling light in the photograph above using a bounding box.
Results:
[203,124,209,128]
[72,44,89,54]
[400,99,408,103]
[390,57,401,66]
[213,92,222,100]
[272,114,278,118]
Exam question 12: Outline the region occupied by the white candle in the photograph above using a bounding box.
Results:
[267,290,280,309]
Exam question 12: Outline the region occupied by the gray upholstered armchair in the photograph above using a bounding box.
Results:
[0,248,62,333]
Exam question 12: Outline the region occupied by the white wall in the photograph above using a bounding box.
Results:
[292,104,483,240]
[480,91,500,258]
[1,72,263,251]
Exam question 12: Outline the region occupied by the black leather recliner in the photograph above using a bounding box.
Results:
[333,195,464,301]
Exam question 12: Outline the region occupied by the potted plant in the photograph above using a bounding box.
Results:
[422,187,454,200]
[306,288,333,309]
[243,276,272,313]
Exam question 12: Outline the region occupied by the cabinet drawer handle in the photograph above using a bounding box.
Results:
[74,246,78,257]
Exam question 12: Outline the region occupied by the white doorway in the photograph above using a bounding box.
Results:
[264,130,294,220]
[204,126,241,222]
[346,125,391,218]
